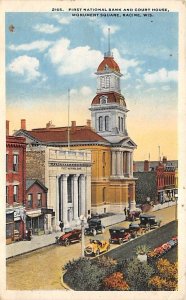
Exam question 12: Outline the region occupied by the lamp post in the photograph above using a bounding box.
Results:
[79,215,87,257]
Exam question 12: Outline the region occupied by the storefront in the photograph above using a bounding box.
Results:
[26,210,45,235]
[6,206,26,244]
[6,209,14,244]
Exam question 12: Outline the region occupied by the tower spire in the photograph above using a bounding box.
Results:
[104,27,113,58]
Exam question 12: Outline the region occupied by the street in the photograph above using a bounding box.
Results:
[6,205,177,290]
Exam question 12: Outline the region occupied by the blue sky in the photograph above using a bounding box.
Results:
[6,12,178,160]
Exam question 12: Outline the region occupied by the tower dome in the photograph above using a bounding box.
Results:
[97,55,120,73]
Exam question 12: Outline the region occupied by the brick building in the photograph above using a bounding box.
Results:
[134,157,178,204]
[26,179,49,235]
[6,121,26,244]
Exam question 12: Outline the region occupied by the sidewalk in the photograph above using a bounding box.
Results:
[6,213,126,259]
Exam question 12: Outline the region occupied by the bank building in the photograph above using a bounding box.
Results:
[15,42,137,229]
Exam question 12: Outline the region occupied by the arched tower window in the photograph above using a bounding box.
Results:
[99,116,103,131]
[105,76,110,88]
[100,77,105,88]
[105,116,109,131]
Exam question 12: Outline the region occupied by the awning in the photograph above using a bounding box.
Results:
[26,212,43,218]
[6,210,14,214]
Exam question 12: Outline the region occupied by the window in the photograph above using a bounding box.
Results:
[105,76,110,88]
[100,95,108,104]
[100,77,105,88]
[6,186,9,203]
[13,154,18,172]
[6,154,8,173]
[27,194,33,208]
[99,116,103,131]
[37,193,42,207]
[121,117,124,132]
[67,177,72,203]
[118,117,121,131]
[13,185,18,202]
[105,116,109,131]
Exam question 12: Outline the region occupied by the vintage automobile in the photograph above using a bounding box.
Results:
[139,214,161,230]
[128,223,147,237]
[109,227,131,244]
[84,239,110,256]
[84,218,105,236]
[126,210,141,221]
[55,228,81,246]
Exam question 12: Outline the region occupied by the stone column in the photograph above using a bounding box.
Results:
[73,175,79,220]
[111,151,116,176]
[80,175,86,216]
[123,152,126,176]
[116,151,121,176]
[61,174,68,225]
[130,152,133,177]
[120,151,124,176]
[56,176,60,230]
[126,152,130,176]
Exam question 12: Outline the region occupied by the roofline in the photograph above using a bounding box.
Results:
[26,179,48,192]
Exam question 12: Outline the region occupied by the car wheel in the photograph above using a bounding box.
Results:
[92,229,97,236]
[64,239,70,247]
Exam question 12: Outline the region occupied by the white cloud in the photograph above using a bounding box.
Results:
[47,38,102,75]
[102,25,120,37]
[53,14,72,25]
[33,23,60,34]
[80,86,93,96]
[7,55,41,82]
[112,48,141,74]
[162,85,171,91]
[9,40,53,52]
[144,68,178,84]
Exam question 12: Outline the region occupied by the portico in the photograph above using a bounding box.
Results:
[111,149,134,178]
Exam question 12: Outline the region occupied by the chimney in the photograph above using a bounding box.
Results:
[21,119,26,130]
[144,160,150,172]
[86,119,91,128]
[162,156,167,164]
[71,121,76,130]
[6,120,9,136]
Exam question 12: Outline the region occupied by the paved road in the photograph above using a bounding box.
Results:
[6,206,177,290]
[104,221,177,261]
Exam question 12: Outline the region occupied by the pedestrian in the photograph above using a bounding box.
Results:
[59,221,64,232]
[26,228,31,241]
[124,207,127,216]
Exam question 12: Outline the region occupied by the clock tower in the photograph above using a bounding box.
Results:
[90,48,129,143]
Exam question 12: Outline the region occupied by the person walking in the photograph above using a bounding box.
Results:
[59,221,64,232]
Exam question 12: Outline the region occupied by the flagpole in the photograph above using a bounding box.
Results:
[68,89,70,150]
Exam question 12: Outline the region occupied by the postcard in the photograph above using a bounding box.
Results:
[0,0,186,300]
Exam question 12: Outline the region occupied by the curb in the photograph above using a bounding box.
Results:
[60,270,73,291]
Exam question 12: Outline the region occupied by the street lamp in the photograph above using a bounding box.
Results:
[79,215,87,257]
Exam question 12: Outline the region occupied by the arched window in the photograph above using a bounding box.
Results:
[105,76,110,88]
[100,77,105,88]
[105,116,109,131]
[99,116,103,131]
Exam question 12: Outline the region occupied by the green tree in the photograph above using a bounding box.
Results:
[126,258,154,290]
[63,257,108,291]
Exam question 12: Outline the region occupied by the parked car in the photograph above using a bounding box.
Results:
[139,214,161,230]
[84,239,110,256]
[126,210,141,221]
[128,223,146,237]
[84,218,105,236]
[109,227,131,244]
[55,228,81,246]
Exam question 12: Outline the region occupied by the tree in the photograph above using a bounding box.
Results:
[63,257,109,291]
[126,258,154,290]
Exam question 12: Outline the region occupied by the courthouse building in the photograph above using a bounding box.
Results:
[15,46,137,217]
